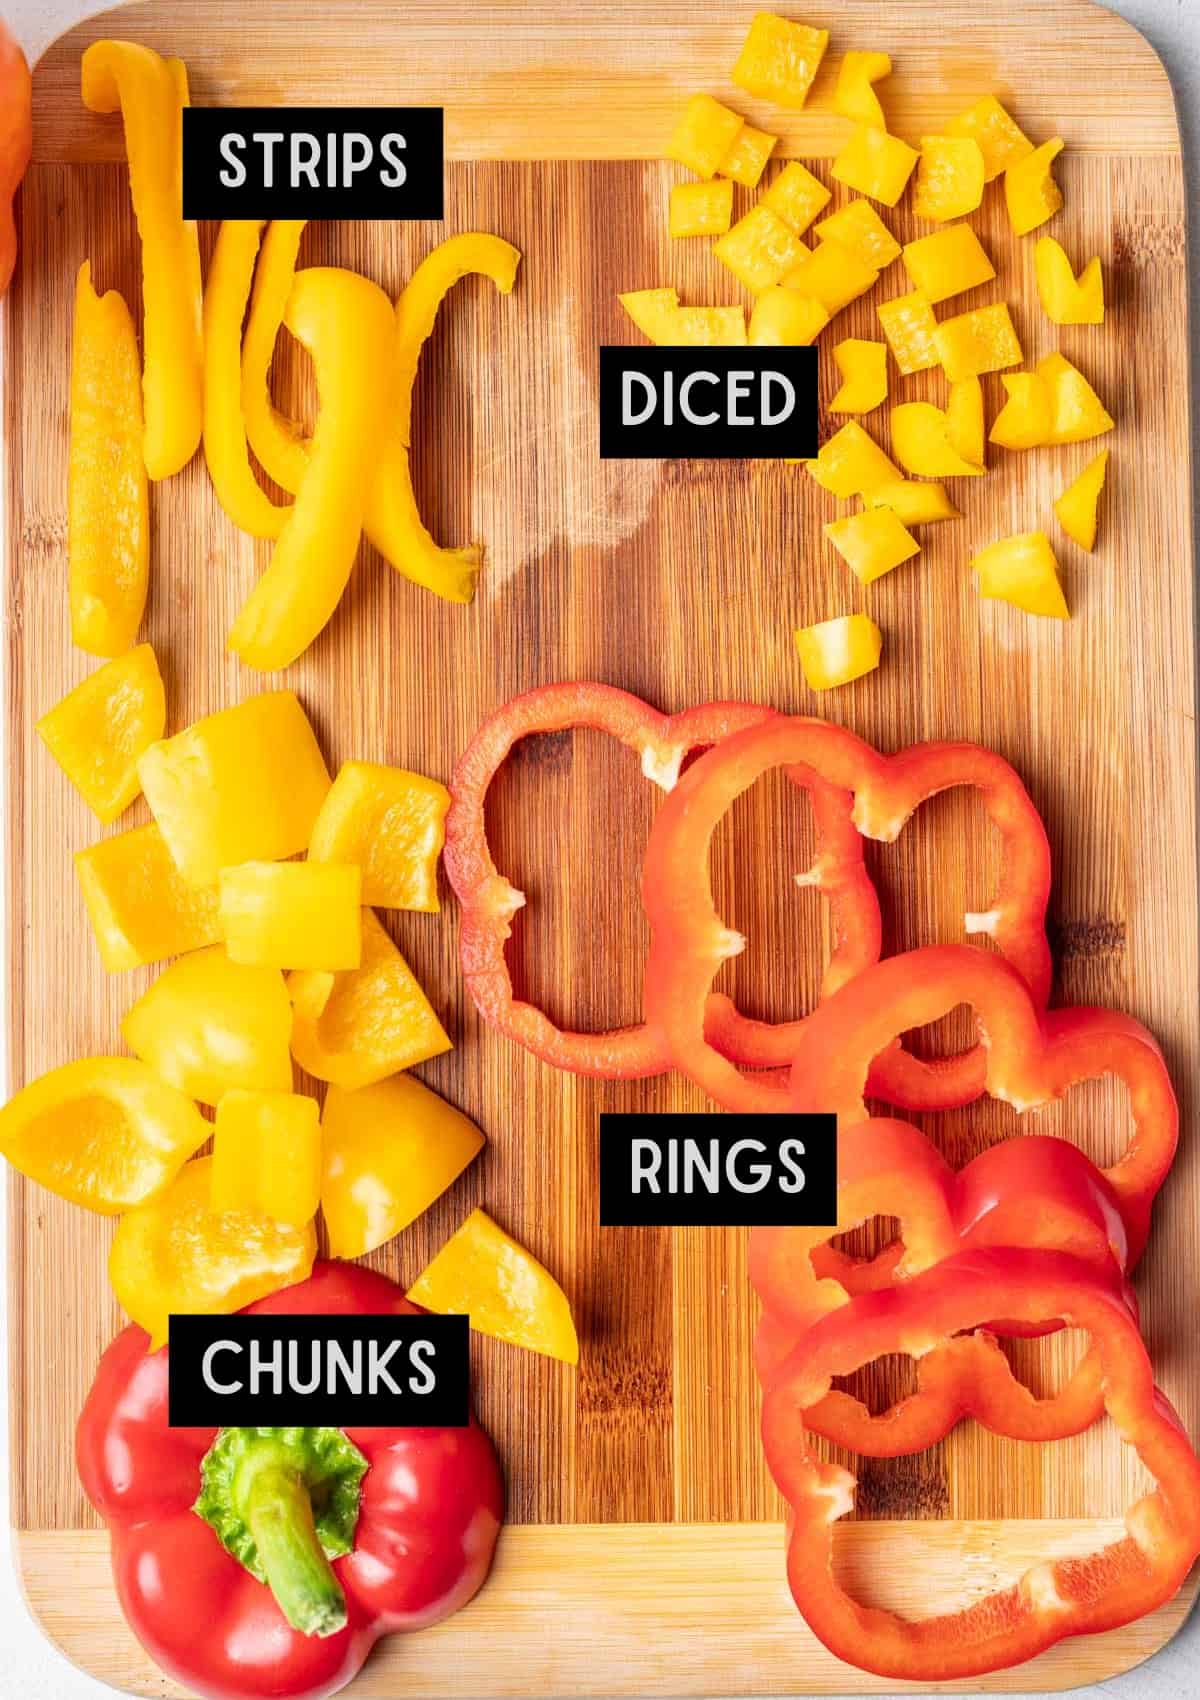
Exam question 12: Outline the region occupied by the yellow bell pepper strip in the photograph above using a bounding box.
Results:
[669,179,733,238]
[210,1089,321,1227]
[0,21,31,298]
[202,219,291,540]
[1005,138,1065,237]
[806,420,900,498]
[110,1157,316,1349]
[36,643,165,824]
[989,371,1053,450]
[760,161,831,235]
[947,376,985,468]
[1035,235,1104,325]
[834,51,891,128]
[121,945,294,1108]
[785,238,877,316]
[219,861,363,971]
[1055,449,1109,551]
[666,94,744,178]
[1038,351,1115,443]
[714,205,806,292]
[901,224,995,304]
[824,508,920,584]
[288,909,451,1089]
[68,262,149,658]
[813,199,900,270]
[241,218,311,495]
[321,1074,484,1259]
[619,288,747,346]
[408,1207,579,1365]
[913,137,985,222]
[866,480,959,525]
[945,95,1032,182]
[75,823,222,972]
[795,613,882,691]
[749,288,828,346]
[0,1057,208,1213]
[832,126,918,208]
[933,301,1023,382]
[138,690,331,887]
[732,13,829,109]
[81,41,202,480]
[717,123,777,189]
[890,401,984,478]
[876,291,939,375]
[830,339,888,414]
[308,761,450,911]
[973,530,1070,620]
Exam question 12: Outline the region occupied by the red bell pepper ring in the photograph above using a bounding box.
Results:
[761,1248,1200,1680]
[77,1261,504,1700]
[0,19,32,298]
[443,683,880,1078]
[642,717,1051,1112]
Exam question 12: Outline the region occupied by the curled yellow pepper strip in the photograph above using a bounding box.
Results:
[242,218,311,493]
[81,41,202,480]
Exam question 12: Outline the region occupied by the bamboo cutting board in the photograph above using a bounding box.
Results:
[5,0,1197,1692]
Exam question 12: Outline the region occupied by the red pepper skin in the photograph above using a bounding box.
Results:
[0,21,31,298]
[761,1249,1200,1680]
[77,1262,504,1700]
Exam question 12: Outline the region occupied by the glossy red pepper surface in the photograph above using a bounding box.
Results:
[0,19,32,298]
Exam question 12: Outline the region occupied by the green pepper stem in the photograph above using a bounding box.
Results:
[242,1462,348,1638]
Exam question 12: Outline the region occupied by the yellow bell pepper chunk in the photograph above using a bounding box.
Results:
[36,643,164,825]
[210,1089,321,1227]
[1054,449,1109,552]
[321,1074,485,1259]
[110,1156,316,1348]
[834,51,891,128]
[121,945,293,1108]
[901,224,995,305]
[825,508,919,584]
[785,237,878,316]
[876,291,939,375]
[973,530,1069,620]
[989,372,1052,450]
[75,823,221,972]
[866,481,960,525]
[945,95,1032,182]
[138,690,332,888]
[718,123,777,189]
[68,262,149,658]
[748,288,828,346]
[947,376,985,469]
[408,1207,579,1365]
[288,909,450,1089]
[0,1056,209,1214]
[760,161,831,235]
[913,137,985,222]
[795,614,882,691]
[806,420,900,498]
[1037,351,1115,444]
[830,339,888,414]
[732,13,829,109]
[619,288,747,346]
[1005,138,1064,237]
[714,204,806,292]
[933,301,1023,383]
[219,862,363,971]
[1034,236,1103,325]
[813,199,900,269]
[308,761,449,911]
[832,125,919,208]
[669,179,733,238]
[891,401,983,479]
[667,94,744,178]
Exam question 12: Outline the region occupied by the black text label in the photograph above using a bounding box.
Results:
[599,346,818,459]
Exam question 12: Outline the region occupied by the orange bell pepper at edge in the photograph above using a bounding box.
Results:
[0,20,31,298]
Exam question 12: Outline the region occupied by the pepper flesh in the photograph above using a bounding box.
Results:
[666,95,744,178]
[714,205,807,293]
[0,21,31,297]
[806,420,900,497]
[890,401,983,478]
[36,643,165,823]
[901,224,994,304]
[732,13,828,108]
[945,95,1032,182]
[668,180,733,238]
[913,137,985,222]
[933,301,1023,382]
[1006,138,1065,237]
[219,861,363,971]
[833,51,890,127]
[876,291,939,375]
[242,219,311,495]
[75,822,222,972]
[794,615,882,691]
[990,372,1053,450]
[1038,351,1115,444]
[974,529,1070,620]
[1035,235,1104,325]
[210,1089,321,1227]
[830,339,888,414]
[813,200,900,269]
[832,126,919,208]
[1056,450,1109,551]
[749,288,828,347]
[824,508,919,583]
[761,162,831,236]
[620,288,747,347]
[784,237,878,316]
[718,124,777,190]
[308,760,449,911]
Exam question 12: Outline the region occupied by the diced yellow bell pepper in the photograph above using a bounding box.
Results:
[110,1156,316,1348]
[806,420,900,498]
[785,237,878,316]
[619,288,747,346]
[760,161,831,235]
[813,198,900,269]
[0,1056,209,1214]
[732,12,828,109]
[891,401,983,478]
[989,372,1052,450]
[933,302,1023,382]
[218,862,363,971]
[748,287,828,346]
[714,204,806,292]
[913,137,985,222]
[288,908,450,1089]
[36,643,164,825]
[794,613,882,691]
[321,1073,485,1259]
[408,1206,579,1365]
[825,507,920,583]
[138,690,332,888]
[667,94,744,178]
[718,123,777,189]
[669,179,733,237]
[1034,236,1103,325]
[1054,449,1109,551]
[901,224,995,305]
[1005,138,1064,237]
[121,944,294,1108]
[945,95,1032,182]
[830,339,888,414]
[210,1089,321,1227]
[75,822,221,972]
[973,530,1069,620]
[876,291,939,374]
[308,761,449,911]
[866,481,959,525]
[947,377,985,468]
[832,125,919,208]
[1037,351,1115,444]
[834,51,891,128]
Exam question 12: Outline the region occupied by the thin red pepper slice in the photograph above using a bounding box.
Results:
[641,717,1050,1112]
[443,683,880,1078]
[761,1248,1200,1681]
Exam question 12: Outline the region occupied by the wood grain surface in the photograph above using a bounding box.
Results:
[5,0,1197,1692]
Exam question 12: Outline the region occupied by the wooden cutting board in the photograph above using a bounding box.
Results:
[5,0,1196,1692]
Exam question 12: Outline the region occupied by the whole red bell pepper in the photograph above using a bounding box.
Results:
[77,1261,504,1700]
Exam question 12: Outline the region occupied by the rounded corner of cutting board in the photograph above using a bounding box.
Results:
[9,1530,155,1700]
